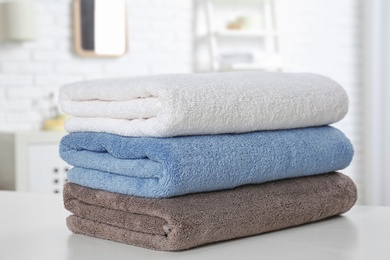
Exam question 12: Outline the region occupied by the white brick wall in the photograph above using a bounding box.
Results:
[0,49,31,62]
[0,75,33,86]
[0,0,194,131]
[2,62,54,73]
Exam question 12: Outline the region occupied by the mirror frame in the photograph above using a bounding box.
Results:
[73,0,128,57]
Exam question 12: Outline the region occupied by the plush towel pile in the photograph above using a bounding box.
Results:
[59,71,348,137]
[60,126,353,198]
[59,71,357,251]
[64,173,357,251]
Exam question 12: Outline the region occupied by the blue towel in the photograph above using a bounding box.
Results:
[60,126,353,198]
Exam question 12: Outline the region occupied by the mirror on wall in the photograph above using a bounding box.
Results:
[73,0,128,57]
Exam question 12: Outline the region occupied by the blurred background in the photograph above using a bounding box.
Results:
[0,0,388,206]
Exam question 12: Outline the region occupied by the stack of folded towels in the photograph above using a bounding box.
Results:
[59,71,357,251]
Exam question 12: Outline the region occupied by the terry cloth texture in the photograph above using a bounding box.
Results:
[59,71,348,137]
[63,172,358,251]
[60,126,354,198]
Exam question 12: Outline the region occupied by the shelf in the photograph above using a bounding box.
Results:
[196,30,278,42]
[218,62,282,72]
[217,29,277,37]
[196,62,282,73]
[212,0,273,4]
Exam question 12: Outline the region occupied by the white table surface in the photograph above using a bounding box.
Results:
[1,191,390,260]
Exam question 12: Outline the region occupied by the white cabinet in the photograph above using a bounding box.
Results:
[0,132,69,194]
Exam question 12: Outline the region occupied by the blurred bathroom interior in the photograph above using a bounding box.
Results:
[0,0,389,206]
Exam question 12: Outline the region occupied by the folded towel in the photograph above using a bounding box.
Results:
[63,172,357,251]
[60,126,353,198]
[59,71,348,137]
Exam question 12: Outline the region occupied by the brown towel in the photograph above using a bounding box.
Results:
[63,172,357,251]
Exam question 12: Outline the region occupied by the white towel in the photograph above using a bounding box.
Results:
[59,71,348,137]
